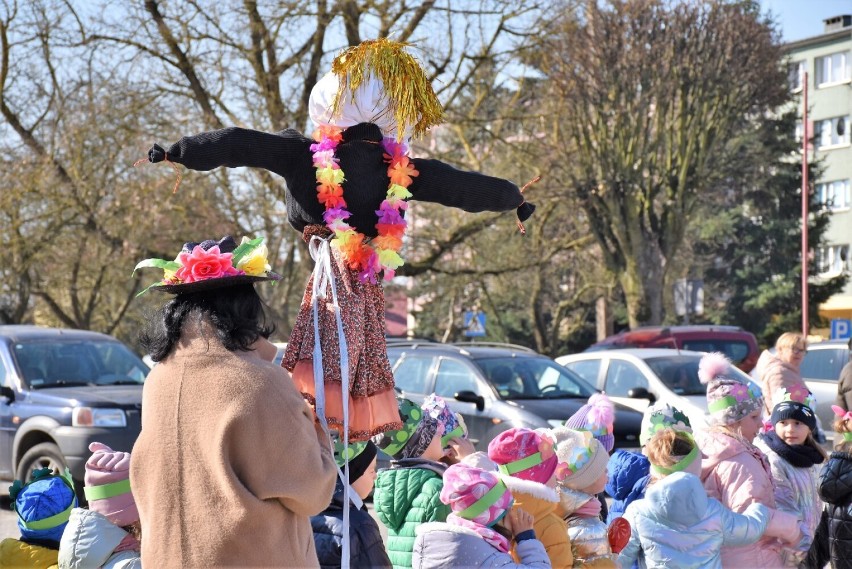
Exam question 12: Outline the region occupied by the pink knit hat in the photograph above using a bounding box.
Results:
[565,394,615,453]
[487,428,558,485]
[83,442,139,527]
[440,463,514,527]
[699,353,763,426]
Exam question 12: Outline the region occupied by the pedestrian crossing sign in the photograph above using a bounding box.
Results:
[463,311,486,337]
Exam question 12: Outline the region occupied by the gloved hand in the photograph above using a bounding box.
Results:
[148,143,167,163]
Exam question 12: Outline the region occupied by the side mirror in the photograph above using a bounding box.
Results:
[628,387,656,403]
[455,390,485,412]
[0,385,15,402]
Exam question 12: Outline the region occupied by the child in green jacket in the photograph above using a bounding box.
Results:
[373,399,452,569]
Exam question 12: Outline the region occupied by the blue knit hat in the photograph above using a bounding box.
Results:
[10,468,77,544]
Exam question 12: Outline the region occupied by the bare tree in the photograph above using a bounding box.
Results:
[536,0,788,326]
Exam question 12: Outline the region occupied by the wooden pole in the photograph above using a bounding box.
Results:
[802,71,809,337]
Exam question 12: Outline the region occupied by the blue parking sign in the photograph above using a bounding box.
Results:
[463,311,486,337]
[831,319,851,340]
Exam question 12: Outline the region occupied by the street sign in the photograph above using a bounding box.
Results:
[831,319,851,340]
[463,311,486,337]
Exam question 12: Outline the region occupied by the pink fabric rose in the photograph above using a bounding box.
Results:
[175,245,241,283]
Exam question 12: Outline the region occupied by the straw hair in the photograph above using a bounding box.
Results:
[645,429,694,472]
[331,38,444,139]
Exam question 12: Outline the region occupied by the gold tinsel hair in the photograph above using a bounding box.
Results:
[331,38,444,140]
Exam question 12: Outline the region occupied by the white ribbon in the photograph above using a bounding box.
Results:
[308,236,359,569]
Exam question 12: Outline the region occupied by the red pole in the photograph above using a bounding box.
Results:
[802,71,809,337]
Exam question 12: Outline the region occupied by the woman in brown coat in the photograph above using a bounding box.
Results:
[131,236,338,568]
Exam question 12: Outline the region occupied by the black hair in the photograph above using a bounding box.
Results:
[140,284,275,362]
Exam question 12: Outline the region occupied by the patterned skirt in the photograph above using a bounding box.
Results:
[282,227,402,441]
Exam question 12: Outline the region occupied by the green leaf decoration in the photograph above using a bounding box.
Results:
[135,282,165,298]
[231,237,264,266]
[132,258,181,276]
[8,480,23,501]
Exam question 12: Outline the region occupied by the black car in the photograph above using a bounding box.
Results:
[387,341,642,450]
[0,325,149,485]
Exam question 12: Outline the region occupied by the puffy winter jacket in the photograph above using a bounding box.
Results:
[506,478,571,569]
[373,459,449,569]
[58,508,141,569]
[0,538,58,568]
[755,350,804,415]
[605,450,650,525]
[818,451,852,569]
[560,487,617,568]
[311,481,392,569]
[618,472,772,569]
[413,522,552,568]
[697,427,786,567]
[754,435,823,566]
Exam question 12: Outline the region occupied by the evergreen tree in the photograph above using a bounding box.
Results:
[697,110,847,346]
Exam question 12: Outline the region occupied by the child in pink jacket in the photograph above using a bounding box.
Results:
[697,352,795,567]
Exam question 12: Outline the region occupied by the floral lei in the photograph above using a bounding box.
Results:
[311,125,416,283]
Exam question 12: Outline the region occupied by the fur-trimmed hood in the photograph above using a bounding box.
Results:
[501,475,559,504]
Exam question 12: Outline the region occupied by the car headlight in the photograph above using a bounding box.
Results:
[72,407,127,427]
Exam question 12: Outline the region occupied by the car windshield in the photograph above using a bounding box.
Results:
[11,339,149,389]
[644,355,755,396]
[476,357,595,400]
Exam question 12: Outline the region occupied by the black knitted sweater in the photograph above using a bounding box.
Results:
[162,122,531,237]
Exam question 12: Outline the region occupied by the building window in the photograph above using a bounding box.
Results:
[788,60,805,91]
[816,180,852,211]
[816,116,850,148]
[817,245,850,276]
[815,51,850,86]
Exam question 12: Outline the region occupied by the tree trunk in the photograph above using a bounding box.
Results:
[620,238,667,327]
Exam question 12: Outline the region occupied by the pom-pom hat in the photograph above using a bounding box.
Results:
[699,352,762,425]
[565,393,615,453]
[84,442,139,527]
[640,402,693,447]
[551,427,609,492]
[9,468,77,544]
[133,235,281,295]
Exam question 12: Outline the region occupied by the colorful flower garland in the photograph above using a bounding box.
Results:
[311,125,416,283]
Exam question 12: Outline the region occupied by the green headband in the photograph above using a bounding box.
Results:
[84,478,132,502]
[650,433,700,476]
[497,452,543,476]
[457,479,508,520]
[844,432,852,443]
[441,426,465,448]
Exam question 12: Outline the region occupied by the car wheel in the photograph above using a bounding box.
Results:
[17,442,66,480]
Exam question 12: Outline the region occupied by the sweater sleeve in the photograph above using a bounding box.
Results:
[408,158,525,213]
[164,126,311,179]
[719,502,770,547]
[231,368,337,517]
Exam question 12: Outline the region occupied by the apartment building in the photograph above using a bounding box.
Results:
[785,15,852,324]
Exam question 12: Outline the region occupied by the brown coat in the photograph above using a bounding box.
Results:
[756,351,804,415]
[131,322,337,568]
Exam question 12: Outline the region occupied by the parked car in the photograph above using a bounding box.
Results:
[556,348,761,431]
[587,325,760,373]
[0,325,149,487]
[386,341,642,450]
[793,339,850,436]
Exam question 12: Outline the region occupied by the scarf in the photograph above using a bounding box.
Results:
[113,532,140,554]
[401,416,440,459]
[446,513,510,553]
[760,431,825,468]
[575,497,602,518]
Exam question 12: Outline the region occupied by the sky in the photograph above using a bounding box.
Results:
[760,0,852,42]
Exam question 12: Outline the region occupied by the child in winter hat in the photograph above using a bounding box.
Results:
[372,398,450,568]
[639,401,693,447]
[565,393,615,453]
[551,427,616,567]
[1,468,77,567]
[488,427,571,568]
[59,442,141,569]
[312,440,392,569]
[754,387,826,566]
[422,394,470,460]
[696,353,790,567]
[413,463,551,568]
